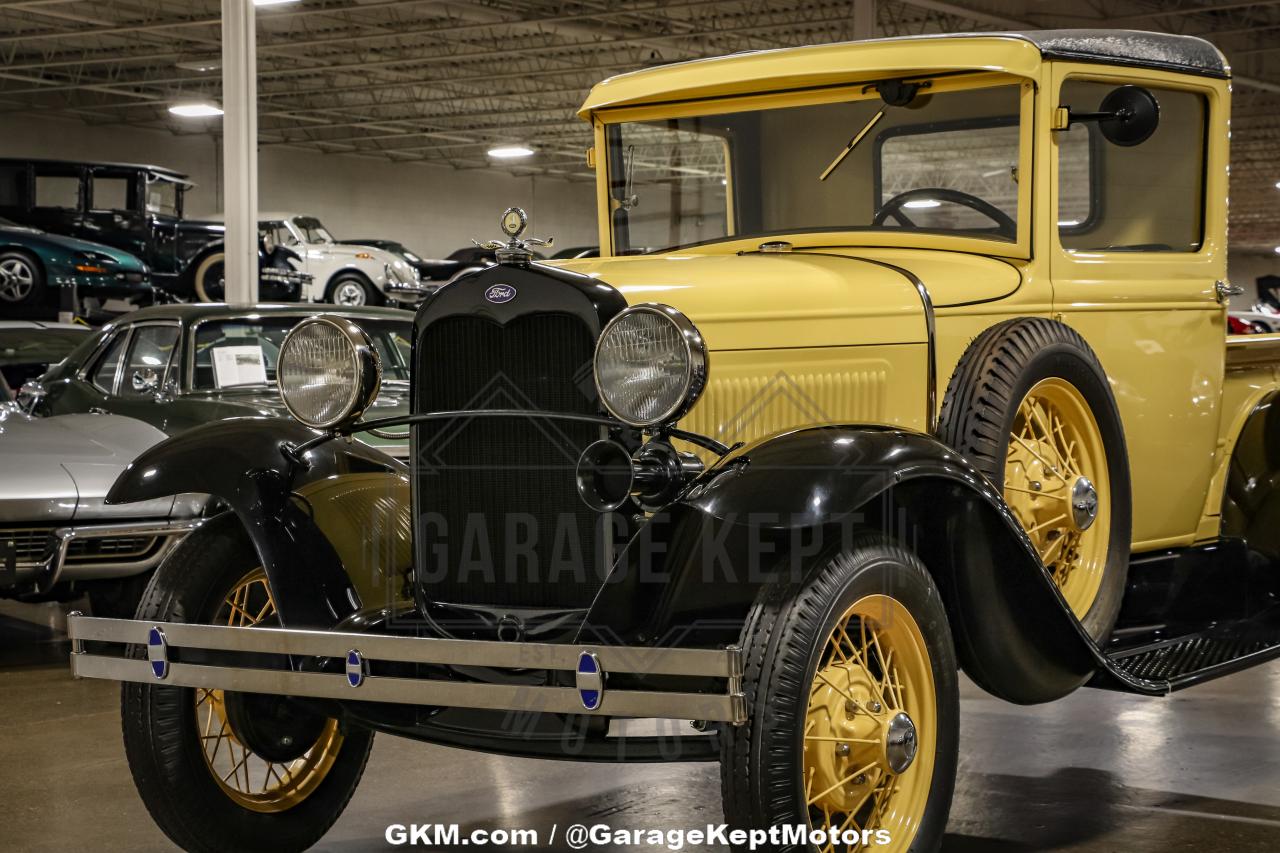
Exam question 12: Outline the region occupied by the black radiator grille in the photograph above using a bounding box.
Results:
[413,312,604,609]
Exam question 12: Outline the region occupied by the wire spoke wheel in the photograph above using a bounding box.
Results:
[803,594,936,852]
[194,568,344,813]
[1002,377,1111,619]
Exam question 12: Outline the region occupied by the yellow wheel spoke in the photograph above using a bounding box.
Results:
[813,670,882,728]
[1024,512,1068,536]
[807,760,879,807]
[804,735,879,744]
[1009,434,1066,479]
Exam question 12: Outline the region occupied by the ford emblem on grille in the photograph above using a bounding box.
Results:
[485,284,516,304]
[346,649,366,688]
[576,651,604,711]
[147,627,169,680]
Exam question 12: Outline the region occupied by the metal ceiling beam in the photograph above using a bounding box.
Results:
[0,0,735,72]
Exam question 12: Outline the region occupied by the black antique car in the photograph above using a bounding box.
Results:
[0,159,309,302]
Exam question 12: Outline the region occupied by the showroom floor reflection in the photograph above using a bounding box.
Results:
[2,608,1278,852]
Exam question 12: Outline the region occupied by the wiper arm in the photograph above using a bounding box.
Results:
[819,107,886,182]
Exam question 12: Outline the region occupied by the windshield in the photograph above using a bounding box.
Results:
[145,178,180,217]
[606,79,1023,253]
[192,316,412,389]
[293,217,335,244]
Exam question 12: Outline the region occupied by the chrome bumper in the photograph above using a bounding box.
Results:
[10,519,202,593]
[67,614,746,724]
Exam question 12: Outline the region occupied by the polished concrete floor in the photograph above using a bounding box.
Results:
[3,602,1280,852]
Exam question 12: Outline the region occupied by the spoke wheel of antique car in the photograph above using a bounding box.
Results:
[0,251,44,305]
[721,533,958,853]
[327,274,377,306]
[193,252,226,302]
[121,515,374,853]
[196,569,344,813]
[938,317,1132,643]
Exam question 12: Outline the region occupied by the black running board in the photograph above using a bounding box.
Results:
[1088,540,1280,695]
[1089,610,1280,695]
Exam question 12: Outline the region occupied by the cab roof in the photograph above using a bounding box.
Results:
[578,29,1228,118]
[0,157,192,185]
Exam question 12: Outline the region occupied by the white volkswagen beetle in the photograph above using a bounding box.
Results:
[258,212,430,306]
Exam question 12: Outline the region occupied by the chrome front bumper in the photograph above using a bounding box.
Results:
[3,519,201,593]
[67,614,746,724]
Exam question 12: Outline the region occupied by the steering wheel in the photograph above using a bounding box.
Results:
[873,187,1017,240]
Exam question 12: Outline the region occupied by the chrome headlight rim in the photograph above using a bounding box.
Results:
[593,302,708,428]
[278,314,382,430]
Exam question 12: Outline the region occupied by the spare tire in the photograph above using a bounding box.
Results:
[938,317,1131,642]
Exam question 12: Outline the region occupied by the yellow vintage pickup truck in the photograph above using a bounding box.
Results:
[67,29,1280,853]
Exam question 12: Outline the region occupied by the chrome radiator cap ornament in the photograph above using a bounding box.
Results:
[474,206,554,266]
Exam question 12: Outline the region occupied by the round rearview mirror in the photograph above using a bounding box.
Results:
[1098,85,1160,147]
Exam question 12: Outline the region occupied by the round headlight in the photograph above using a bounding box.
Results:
[594,303,708,427]
[278,315,381,430]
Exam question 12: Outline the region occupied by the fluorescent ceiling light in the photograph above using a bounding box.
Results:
[176,58,221,72]
[487,145,535,159]
[1058,219,1080,227]
[169,102,223,118]
[254,0,300,6]
[903,199,941,209]
[1274,246,1280,254]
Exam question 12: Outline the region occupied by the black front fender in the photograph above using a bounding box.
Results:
[107,417,403,628]
[581,426,1102,705]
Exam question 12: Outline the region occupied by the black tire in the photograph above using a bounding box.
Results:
[121,514,373,853]
[326,273,379,306]
[0,250,46,306]
[87,571,152,619]
[937,317,1131,642]
[720,533,959,852]
[192,252,226,302]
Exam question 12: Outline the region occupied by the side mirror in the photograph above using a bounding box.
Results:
[1064,85,1160,147]
[131,368,159,395]
[17,379,46,413]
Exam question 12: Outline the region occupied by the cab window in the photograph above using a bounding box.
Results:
[1057,80,1207,253]
[89,332,128,394]
[91,173,132,212]
[34,172,81,210]
[119,325,179,398]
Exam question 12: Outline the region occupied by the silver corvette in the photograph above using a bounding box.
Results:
[0,402,202,614]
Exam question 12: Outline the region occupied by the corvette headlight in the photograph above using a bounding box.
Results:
[594,303,708,427]
[278,315,382,429]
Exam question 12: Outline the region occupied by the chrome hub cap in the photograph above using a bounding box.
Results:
[1070,476,1098,531]
[335,282,366,305]
[883,711,918,774]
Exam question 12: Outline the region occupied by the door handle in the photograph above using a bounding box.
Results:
[1215,280,1244,304]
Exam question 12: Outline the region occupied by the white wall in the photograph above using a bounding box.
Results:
[1,115,599,258]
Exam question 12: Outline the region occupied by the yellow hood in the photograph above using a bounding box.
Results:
[561,248,1020,351]
[564,252,927,352]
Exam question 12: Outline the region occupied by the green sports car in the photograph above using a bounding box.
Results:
[0,216,151,310]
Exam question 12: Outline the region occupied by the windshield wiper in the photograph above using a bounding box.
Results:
[819,108,886,182]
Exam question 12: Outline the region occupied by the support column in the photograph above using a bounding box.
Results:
[853,0,877,40]
[221,0,258,304]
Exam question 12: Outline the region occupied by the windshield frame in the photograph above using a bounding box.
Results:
[293,216,335,244]
[595,71,1034,259]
